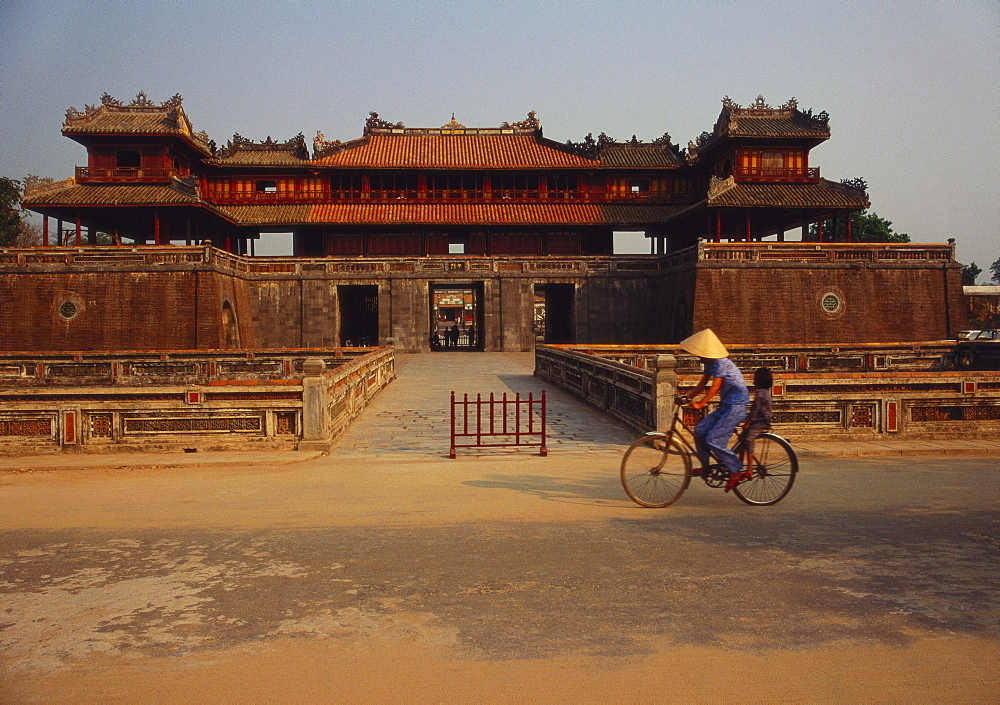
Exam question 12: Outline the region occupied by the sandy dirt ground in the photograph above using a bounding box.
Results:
[2,451,998,703]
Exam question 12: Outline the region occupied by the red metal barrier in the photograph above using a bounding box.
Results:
[450,390,547,458]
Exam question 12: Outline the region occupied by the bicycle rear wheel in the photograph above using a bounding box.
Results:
[620,434,691,508]
[733,433,797,506]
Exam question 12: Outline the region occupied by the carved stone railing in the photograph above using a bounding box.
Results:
[534,346,666,432]
[565,342,959,375]
[0,348,394,452]
[698,241,955,263]
[0,245,666,277]
[536,344,1000,439]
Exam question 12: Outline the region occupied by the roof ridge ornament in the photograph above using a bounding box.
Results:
[501,111,540,131]
[442,113,466,130]
[216,132,309,159]
[366,111,404,132]
[708,175,737,199]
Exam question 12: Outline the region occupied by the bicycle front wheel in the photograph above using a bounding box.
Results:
[733,433,797,506]
[620,434,691,508]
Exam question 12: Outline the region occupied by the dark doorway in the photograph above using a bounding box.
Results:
[339,285,378,347]
[534,284,576,344]
[430,283,484,351]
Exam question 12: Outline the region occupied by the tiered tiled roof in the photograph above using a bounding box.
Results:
[62,92,212,155]
[208,134,311,167]
[23,181,203,207]
[310,134,598,169]
[207,203,685,227]
[706,177,869,209]
[691,96,831,157]
[598,144,684,168]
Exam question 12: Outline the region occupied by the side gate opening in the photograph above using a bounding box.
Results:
[338,285,379,347]
[534,283,576,344]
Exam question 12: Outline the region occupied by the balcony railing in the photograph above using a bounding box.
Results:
[200,188,693,206]
[76,166,177,183]
[732,166,820,183]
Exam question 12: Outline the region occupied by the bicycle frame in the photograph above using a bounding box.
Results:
[621,396,798,507]
[651,398,770,479]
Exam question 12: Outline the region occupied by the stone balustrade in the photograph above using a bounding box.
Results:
[535,344,1000,439]
[0,348,394,452]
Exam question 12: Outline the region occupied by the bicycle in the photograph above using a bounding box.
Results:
[620,396,798,507]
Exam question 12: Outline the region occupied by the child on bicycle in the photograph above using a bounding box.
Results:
[679,329,750,492]
[740,367,774,458]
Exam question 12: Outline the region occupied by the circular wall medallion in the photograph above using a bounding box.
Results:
[54,292,84,321]
[59,301,78,319]
[818,289,845,318]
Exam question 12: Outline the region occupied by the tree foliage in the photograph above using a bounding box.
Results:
[0,177,23,247]
[991,256,1000,284]
[962,262,982,286]
[810,208,910,243]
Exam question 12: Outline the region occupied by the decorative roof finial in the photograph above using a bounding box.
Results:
[442,114,465,130]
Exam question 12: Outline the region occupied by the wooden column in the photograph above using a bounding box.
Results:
[75,213,81,246]
[817,218,824,243]
[846,212,853,242]
[715,210,722,243]
[745,210,752,242]
[43,216,49,247]
[154,209,161,245]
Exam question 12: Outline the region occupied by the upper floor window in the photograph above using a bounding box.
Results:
[630,179,650,194]
[547,175,578,195]
[761,151,784,171]
[493,174,539,196]
[256,180,277,193]
[116,150,141,168]
[370,174,418,196]
[430,175,483,198]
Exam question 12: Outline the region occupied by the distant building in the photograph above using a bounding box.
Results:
[10,93,964,352]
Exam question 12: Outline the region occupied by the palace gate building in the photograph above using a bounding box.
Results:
[10,93,966,352]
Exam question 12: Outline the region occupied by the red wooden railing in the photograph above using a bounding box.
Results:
[732,166,820,183]
[76,166,177,182]
[199,188,690,206]
[450,390,547,458]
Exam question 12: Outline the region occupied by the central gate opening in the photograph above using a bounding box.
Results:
[431,283,483,351]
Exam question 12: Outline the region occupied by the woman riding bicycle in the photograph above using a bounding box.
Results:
[680,329,750,492]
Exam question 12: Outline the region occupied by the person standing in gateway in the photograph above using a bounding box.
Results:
[680,329,751,492]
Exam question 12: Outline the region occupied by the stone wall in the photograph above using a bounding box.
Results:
[0,242,969,354]
[691,243,967,344]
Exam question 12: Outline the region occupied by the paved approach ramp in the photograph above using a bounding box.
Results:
[331,352,635,458]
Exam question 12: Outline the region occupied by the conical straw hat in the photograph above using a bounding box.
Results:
[679,328,728,359]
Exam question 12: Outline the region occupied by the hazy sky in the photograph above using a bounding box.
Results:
[1,0,997,273]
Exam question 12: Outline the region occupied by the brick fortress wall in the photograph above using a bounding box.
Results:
[0,243,968,353]
[691,244,967,344]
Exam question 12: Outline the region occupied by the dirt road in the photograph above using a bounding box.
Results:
[2,450,997,703]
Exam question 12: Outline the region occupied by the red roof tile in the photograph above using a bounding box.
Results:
[707,179,869,209]
[311,134,598,169]
[23,182,202,207]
